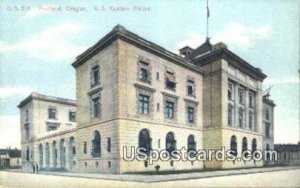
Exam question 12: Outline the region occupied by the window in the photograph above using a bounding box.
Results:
[265,123,270,138]
[138,94,150,114]
[230,135,237,156]
[252,139,257,157]
[92,97,100,118]
[165,71,176,90]
[72,146,76,155]
[156,72,160,80]
[91,131,101,157]
[238,107,244,128]
[165,101,174,119]
[25,110,29,121]
[266,109,270,120]
[249,111,254,130]
[228,104,233,126]
[69,111,76,122]
[249,92,255,108]
[83,142,87,154]
[46,122,59,131]
[228,82,233,100]
[187,79,195,96]
[187,107,195,123]
[26,146,30,161]
[24,123,29,140]
[107,138,111,152]
[187,135,196,153]
[138,129,152,156]
[138,61,150,82]
[238,88,244,104]
[242,137,248,157]
[166,132,176,154]
[91,65,100,86]
[48,107,57,120]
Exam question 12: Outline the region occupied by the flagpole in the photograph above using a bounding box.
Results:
[206,0,209,41]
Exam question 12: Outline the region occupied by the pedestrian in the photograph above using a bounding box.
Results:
[32,164,35,173]
[36,164,39,173]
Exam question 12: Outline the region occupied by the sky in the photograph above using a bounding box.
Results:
[0,0,299,149]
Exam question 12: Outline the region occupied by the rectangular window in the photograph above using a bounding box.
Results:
[48,107,57,120]
[228,104,233,126]
[72,146,76,155]
[107,138,111,152]
[165,101,175,119]
[25,110,29,121]
[187,107,195,123]
[238,108,244,128]
[228,83,233,100]
[156,72,160,80]
[238,88,244,104]
[24,123,29,140]
[69,111,76,122]
[265,123,271,138]
[187,80,195,96]
[165,71,176,90]
[138,61,150,82]
[266,109,270,120]
[46,122,59,131]
[249,92,255,108]
[138,94,150,114]
[92,97,100,118]
[91,66,100,86]
[83,142,87,154]
[249,111,254,130]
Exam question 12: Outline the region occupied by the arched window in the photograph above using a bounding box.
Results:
[138,129,152,156]
[60,139,66,168]
[242,137,248,157]
[187,135,196,152]
[252,139,257,158]
[166,132,176,154]
[52,141,57,168]
[45,143,50,167]
[266,144,270,162]
[26,146,30,161]
[39,144,43,167]
[92,131,101,157]
[230,135,237,156]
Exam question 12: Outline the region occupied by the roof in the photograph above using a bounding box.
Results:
[72,24,204,74]
[274,144,300,152]
[18,92,76,108]
[0,149,21,158]
[263,96,276,107]
[191,40,267,82]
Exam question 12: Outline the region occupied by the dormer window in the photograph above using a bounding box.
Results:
[165,71,176,90]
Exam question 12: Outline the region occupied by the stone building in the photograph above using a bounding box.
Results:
[274,143,300,166]
[18,92,77,172]
[19,25,275,173]
[0,148,21,169]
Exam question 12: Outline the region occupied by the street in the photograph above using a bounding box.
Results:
[0,169,299,188]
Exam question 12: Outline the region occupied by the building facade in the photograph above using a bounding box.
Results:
[0,148,21,169]
[19,25,275,174]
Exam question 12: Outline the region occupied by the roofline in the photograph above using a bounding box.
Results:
[72,25,205,74]
[263,97,276,107]
[192,47,267,82]
[18,92,76,108]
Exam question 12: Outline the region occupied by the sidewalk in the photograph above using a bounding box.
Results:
[32,166,300,183]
